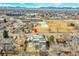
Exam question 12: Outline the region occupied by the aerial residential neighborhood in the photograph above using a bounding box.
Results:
[0,3,79,56]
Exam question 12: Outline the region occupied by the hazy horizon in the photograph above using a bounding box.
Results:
[0,3,79,8]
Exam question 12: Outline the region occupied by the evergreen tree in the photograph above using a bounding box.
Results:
[3,30,9,38]
[4,19,7,23]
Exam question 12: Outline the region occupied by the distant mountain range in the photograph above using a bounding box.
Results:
[0,6,79,9]
[40,7,79,9]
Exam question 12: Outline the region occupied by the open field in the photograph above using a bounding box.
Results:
[32,20,79,33]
